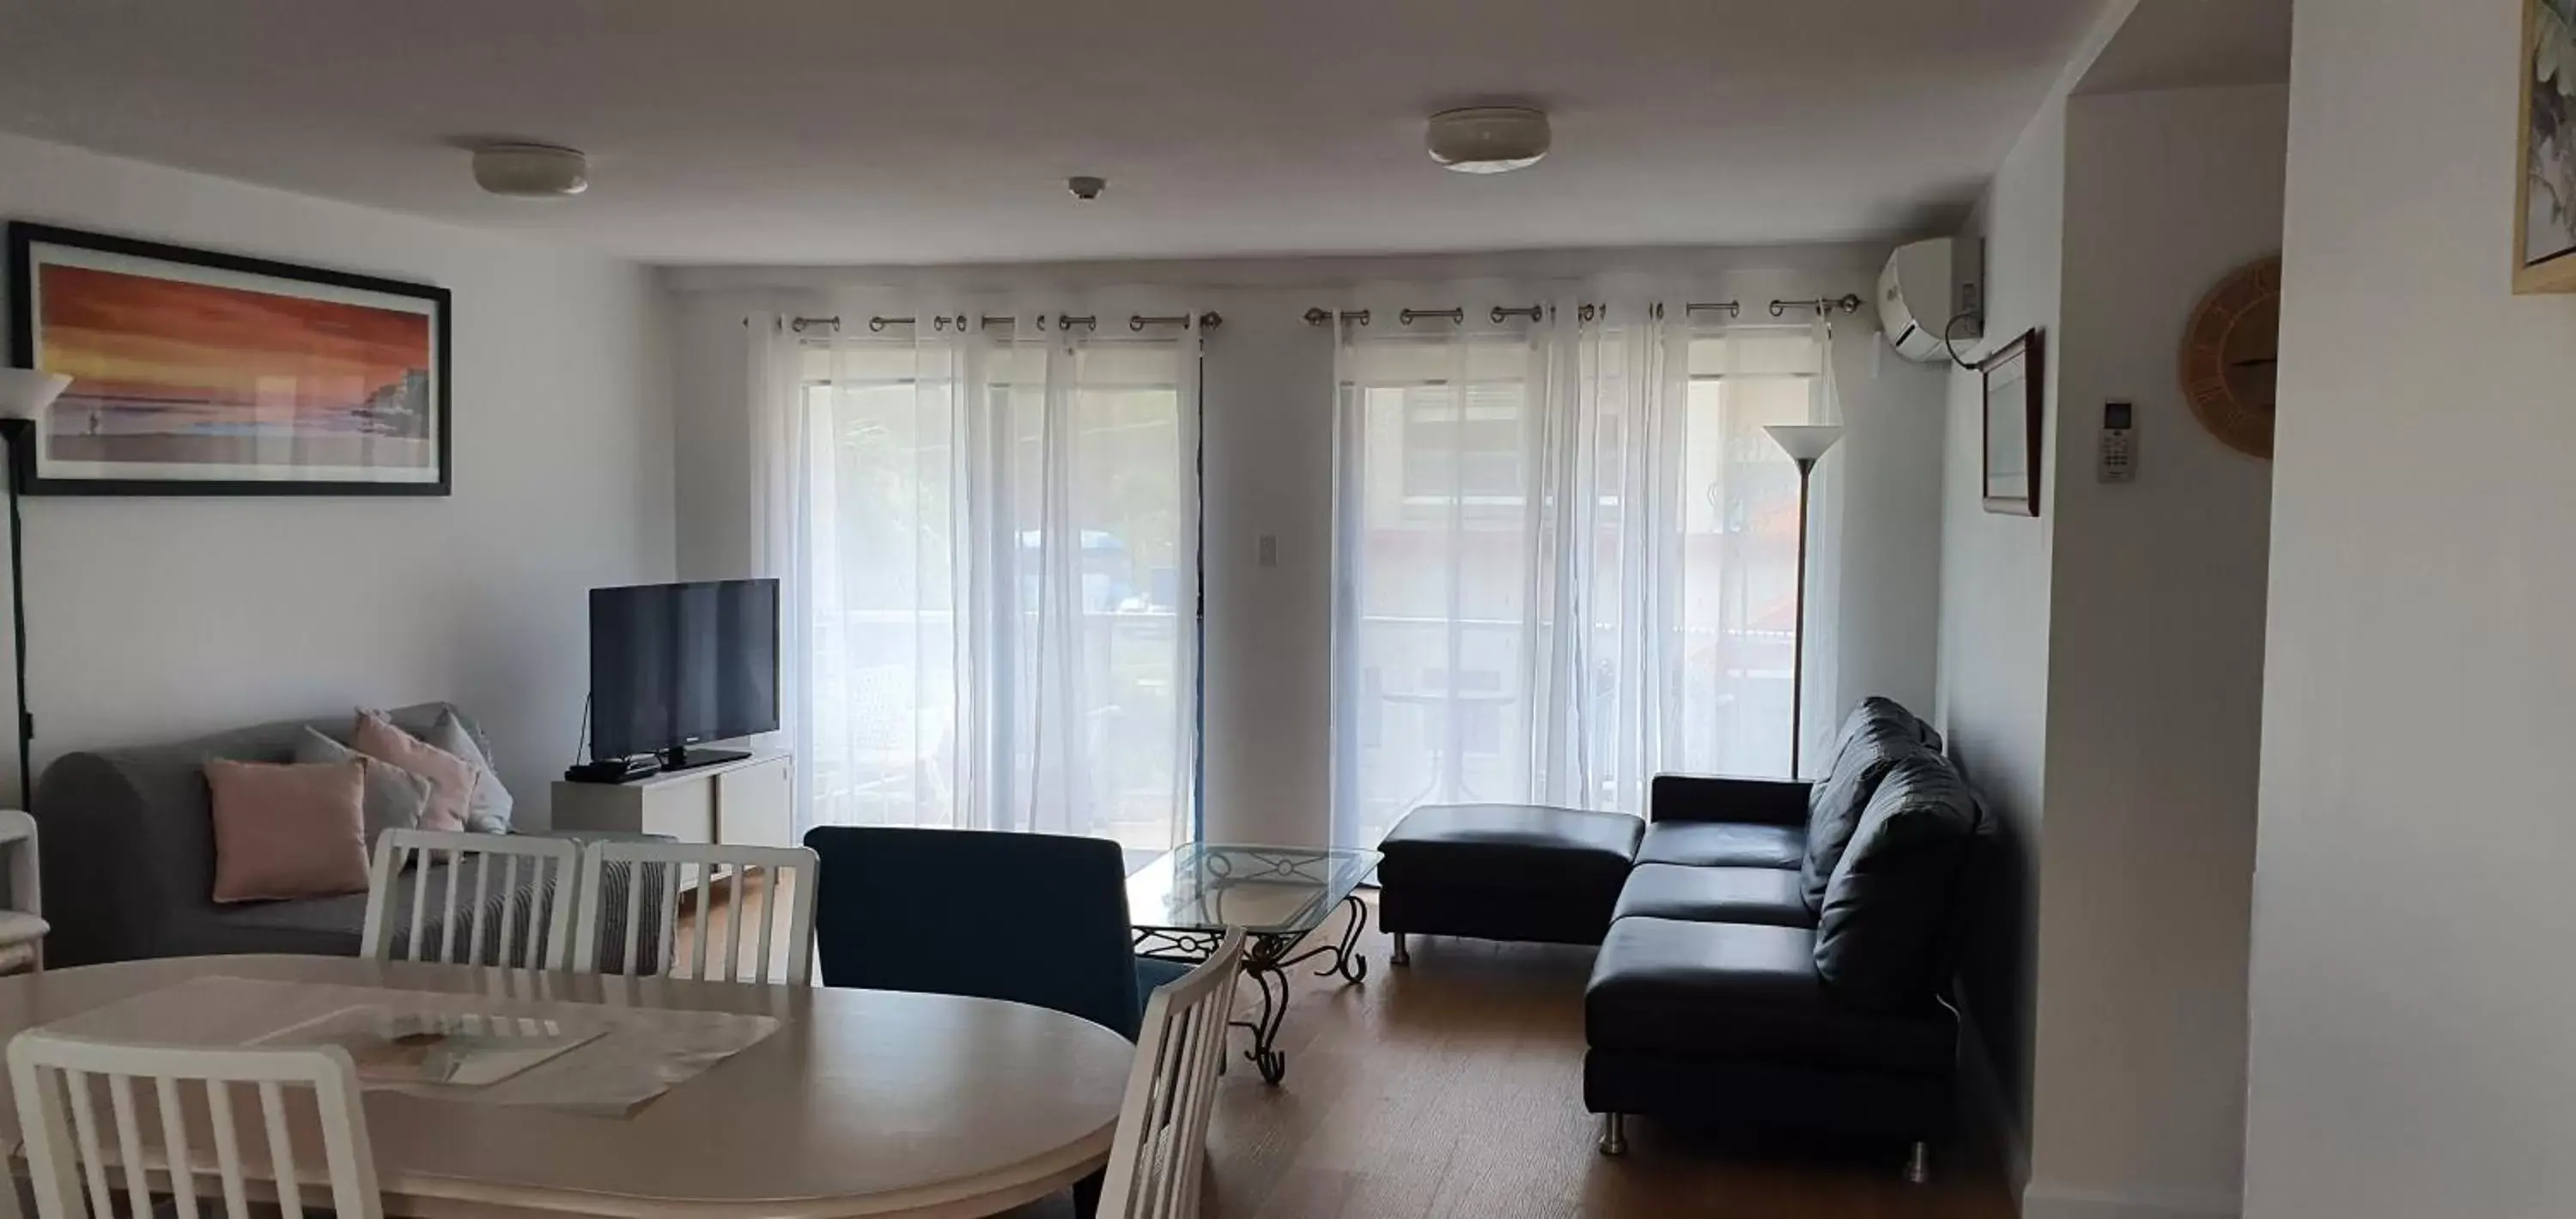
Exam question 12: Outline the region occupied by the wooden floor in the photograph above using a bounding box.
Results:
[685,887,2015,1219]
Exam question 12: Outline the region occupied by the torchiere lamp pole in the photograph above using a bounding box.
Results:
[1764,424,1843,779]
[0,370,67,811]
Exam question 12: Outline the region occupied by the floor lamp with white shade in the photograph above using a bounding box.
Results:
[0,368,68,810]
[1765,423,1842,779]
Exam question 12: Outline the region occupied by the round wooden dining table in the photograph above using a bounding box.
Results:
[0,955,1136,1219]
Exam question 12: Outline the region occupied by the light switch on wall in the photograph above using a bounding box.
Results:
[1258,535,1279,567]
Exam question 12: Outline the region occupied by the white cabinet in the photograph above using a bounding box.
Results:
[713,760,794,848]
[550,752,794,847]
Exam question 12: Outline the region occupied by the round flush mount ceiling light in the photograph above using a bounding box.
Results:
[1426,106,1551,174]
[471,143,589,197]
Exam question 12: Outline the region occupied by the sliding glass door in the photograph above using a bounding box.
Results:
[1330,314,1828,849]
[794,328,1198,855]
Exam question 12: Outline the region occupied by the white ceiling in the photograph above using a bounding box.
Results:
[2079,0,2293,96]
[0,0,2116,266]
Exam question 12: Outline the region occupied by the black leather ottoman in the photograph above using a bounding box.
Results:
[1376,804,1644,960]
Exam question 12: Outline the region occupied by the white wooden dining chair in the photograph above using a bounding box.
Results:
[7,1031,382,1219]
[1096,928,1246,1219]
[358,829,579,970]
[571,841,819,986]
[0,810,46,974]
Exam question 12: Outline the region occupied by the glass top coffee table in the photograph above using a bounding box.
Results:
[1127,842,1381,1084]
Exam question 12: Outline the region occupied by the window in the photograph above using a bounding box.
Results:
[1399,387,1526,502]
[1333,323,1826,848]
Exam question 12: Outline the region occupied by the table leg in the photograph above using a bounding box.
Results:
[1223,895,1371,1085]
[1266,893,1370,984]
[1230,947,1291,1084]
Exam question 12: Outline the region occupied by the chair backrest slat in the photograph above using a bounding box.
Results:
[63,1063,110,1217]
[106,1072,151,1219]
[570,842,819,986]
[9,1034,384,1219]
[1097,928,1245,1219]
[258,1079,302,1219]
[155,1076,201,1219]
[206,1076,250,1219]
[358,831,579,970]
[468,852,493,961]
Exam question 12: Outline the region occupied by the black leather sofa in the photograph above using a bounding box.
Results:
[1375,698,1986,1178]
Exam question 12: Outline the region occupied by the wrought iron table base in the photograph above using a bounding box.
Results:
[1133,891,1370,1084]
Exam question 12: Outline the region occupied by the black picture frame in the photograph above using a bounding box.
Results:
[1981,328,2043,517]
[5,221,452,496]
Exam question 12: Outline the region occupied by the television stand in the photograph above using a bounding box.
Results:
[551,749,796,850]
[659,746,752,774]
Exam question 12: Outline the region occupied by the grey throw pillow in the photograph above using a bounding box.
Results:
[293,726,431,846]
[423,708,513,834]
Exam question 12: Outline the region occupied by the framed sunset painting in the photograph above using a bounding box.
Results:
[5,222,450,495]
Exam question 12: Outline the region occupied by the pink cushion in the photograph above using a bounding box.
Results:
[206,759,370,904]
[353,712,479,833]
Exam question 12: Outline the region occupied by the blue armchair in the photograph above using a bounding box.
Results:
[802,826,1184,1040]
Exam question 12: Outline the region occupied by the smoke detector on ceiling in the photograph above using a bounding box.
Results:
[1426,106,1551,174]
[471,143,589,197]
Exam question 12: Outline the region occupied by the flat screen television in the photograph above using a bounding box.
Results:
[588,579,780,769]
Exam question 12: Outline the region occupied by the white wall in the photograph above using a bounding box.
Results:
[663,245,1949,846]
[2245,3,2576,1216]
[1933,27,2290,1214]
[1936,88,2067,1157]
[0,132,676,824]
[2027,82,2284,1219]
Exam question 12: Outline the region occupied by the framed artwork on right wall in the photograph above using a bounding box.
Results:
[2518,0,2576,293]
[1981,330,2043,518]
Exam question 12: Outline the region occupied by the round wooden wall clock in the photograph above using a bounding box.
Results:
[2179,256,2281,459]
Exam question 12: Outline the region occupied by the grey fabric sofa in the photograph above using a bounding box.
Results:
[32,702,553,967]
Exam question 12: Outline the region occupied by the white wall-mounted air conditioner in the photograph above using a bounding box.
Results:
[1879,238,1984,363]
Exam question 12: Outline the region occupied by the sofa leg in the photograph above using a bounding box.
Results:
[1597,1113,1629,1156]
[1904,1141,1929,1185]
[1390,933,1410,967]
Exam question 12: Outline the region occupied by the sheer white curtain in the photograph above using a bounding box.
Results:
[1329,300,1838,848]
[755,312,1200,854]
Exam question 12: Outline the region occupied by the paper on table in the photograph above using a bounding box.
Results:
[255,1006,607,1087]
[39,975,781,1118]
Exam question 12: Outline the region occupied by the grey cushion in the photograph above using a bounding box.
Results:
[423,708,513,834]
[1633,821,1805,870]
[1611,864,1817,928]
[1814,755,1982,1012]
[292,727,430,846]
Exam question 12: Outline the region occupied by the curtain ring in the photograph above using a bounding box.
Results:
[867,317,886,333]
[1769,300,1789,318]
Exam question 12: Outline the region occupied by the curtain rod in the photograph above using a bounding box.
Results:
[772,312,1222,334]
[1303,294,1865,326]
